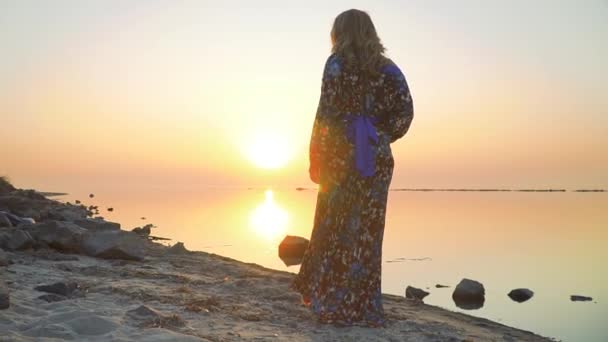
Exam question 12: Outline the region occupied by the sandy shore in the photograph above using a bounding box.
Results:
[1,246,551,341]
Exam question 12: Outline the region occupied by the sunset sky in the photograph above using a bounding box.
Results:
[1,0,607,191]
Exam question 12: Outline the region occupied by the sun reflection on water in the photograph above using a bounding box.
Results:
[249,190,288,240]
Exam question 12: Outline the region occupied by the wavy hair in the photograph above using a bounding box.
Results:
[331,9,387,75]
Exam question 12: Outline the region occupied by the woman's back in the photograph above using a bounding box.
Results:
[290,9,414,327]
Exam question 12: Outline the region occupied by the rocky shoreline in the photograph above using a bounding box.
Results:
[0,180,552,341]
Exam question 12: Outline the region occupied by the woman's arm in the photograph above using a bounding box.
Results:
[309,55,340,184]
[384,64,414,143]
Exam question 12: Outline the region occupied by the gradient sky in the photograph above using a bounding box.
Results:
[1,0,607,191]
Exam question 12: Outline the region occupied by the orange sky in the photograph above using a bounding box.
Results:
[1,1,607,191]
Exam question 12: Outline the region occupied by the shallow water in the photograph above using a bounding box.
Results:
[58,188,607,341]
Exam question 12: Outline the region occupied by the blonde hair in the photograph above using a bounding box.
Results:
[331,9,387,75]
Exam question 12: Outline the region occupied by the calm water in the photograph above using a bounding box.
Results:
[58,188,607,341]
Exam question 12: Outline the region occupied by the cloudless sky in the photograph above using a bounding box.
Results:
[1,0,607,191]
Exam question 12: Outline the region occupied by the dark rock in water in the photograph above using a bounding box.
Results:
[278,235,309,266]
[571,295,593,302]
[508,288,534,303]
[0,213,12,228]
[405,286,430,301]
[38,294,67,303]
[0,249,8,266]
[35,281,79,296]
[1,229,34,251]
[82,230,145,261]
[23,221,86,252]
[107,207,114,212]
[89,193,95,198]
[435,284,450,288]
[452,278,485,310]
[167,242,189,254]
[0,280,9,309]
[74,218,120,232]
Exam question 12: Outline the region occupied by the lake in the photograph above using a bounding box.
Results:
[57,188,607,341]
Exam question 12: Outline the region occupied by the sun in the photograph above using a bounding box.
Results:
[244,132,291,169]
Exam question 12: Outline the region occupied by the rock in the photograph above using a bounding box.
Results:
[46,206,88,222]
[74,218,120,232]
[167,242,189,254]
[23,221,86,252]
[435,284,450,288]
[452,278,485,310]
[0,211,32,226]
[0,177,16,194]
[0,249,8,266]
[3,229,34,250]
[35,281,79,296]
[126,305,162,321]
[571,295,593,302]
[405,286,430,301]
[38,294,67,303]
[0,280,9,309]
[132,224,153,237]
[278,235,309,266]
[0,213,12,227]
[126,305,185,328]
[82,230,145,261]
[508,288,534,303]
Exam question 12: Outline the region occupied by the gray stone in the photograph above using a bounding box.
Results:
[125,305,184,328]
[508,288,534,303]
[452,278,485,310]
[167,242,189,254]
[132,224,153,236]
[23,221,86,252]
[35,281,79,297]
[126,305,162,321]
[82,231,145,261]
[4,229,34,250]
[0,280,9,309]
[405,286,430,301]
[0,213,12,228]
[74,218,120,232]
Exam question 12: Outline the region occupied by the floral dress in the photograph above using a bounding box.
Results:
[290,54,414,327]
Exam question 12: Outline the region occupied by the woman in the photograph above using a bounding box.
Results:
[290,9,414,327]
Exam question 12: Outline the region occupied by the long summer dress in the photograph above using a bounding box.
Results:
[290,54,414,327]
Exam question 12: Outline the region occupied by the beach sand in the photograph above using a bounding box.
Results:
[1,244,551,341]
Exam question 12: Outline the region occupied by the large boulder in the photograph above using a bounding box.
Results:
[0,229,34,251]
[22,221,86,252]
[81,231,145,261]
[452,278,485,310]
[405,286,430,301]
[278,235,309,266]
[74,218,120,232]
[0,213,12,228]
[508,288,534,303]
[0,280,9,309]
